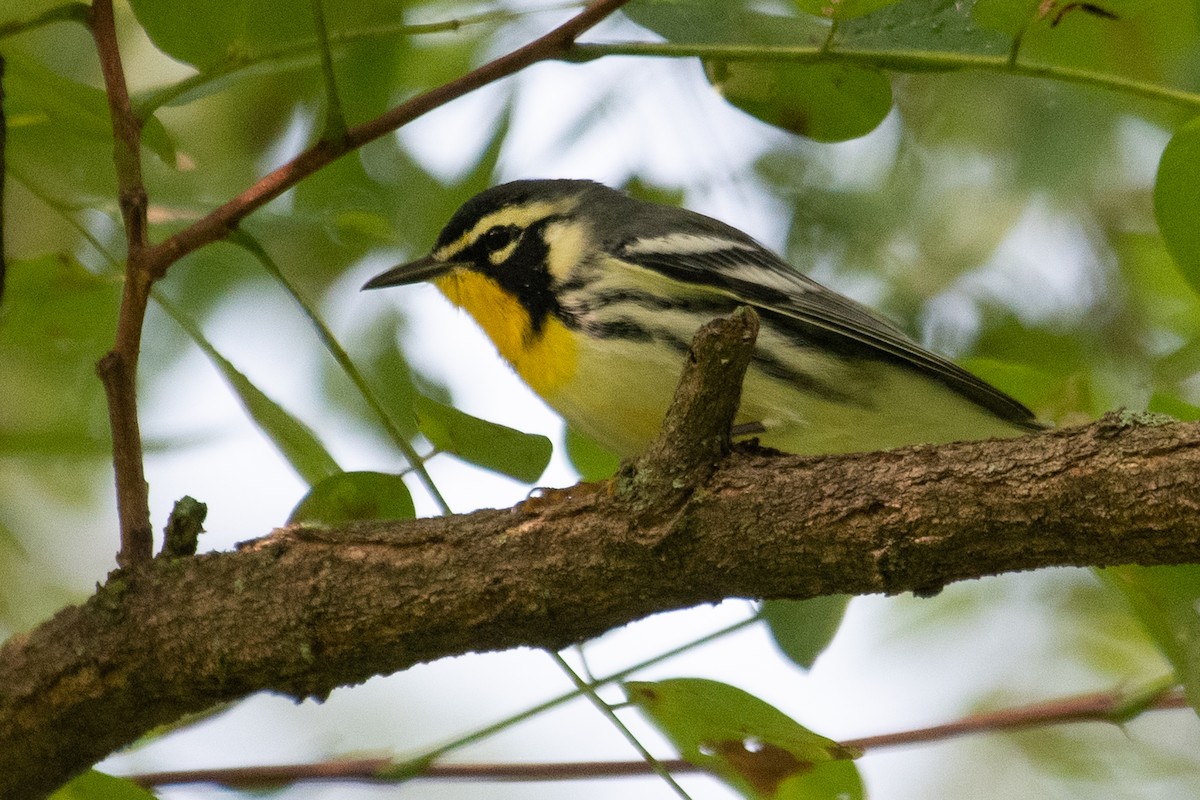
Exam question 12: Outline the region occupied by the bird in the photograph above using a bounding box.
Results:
[363,179,1041,458]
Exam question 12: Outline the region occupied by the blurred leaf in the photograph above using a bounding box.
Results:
[49,770,156,800]
[0,517,26,558]
[627,678,863,800]
[626,0,892,140]
[155,295,340,486]
[624,0,826,45]
[324,308,422,440]
[1011,1,1199,80]
[0,0,86,23]
[1046,572,1166,680]
[1101,565,1200,715]
[289,470,415,524]
[836,0,1009,55]
[198,348,341,486]
[957,357,1062,418]
[565,426,621,481]
[1113,230,1200,342]
[5,51,175,201]
[706,60,892,142]
[128,0,406,71]
[0,255,117,459]
[1147,393,1200,422]
[761,596,850,670]
[794,0,901,20]
[1154,116,1200,298]
[1007,724,1120,780]
[971,312,1100,417]
[972,0,1042,37]
[621,176,687,207]
[416,395,552,483]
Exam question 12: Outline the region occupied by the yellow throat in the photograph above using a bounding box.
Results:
[433,269,578,397]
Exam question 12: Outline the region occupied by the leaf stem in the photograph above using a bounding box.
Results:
[0,2,89,42]
[309,0,348,144]
[231,233,452,514]
[567,41,1200,110]
[547,651,695,800]
[402,612,761,767]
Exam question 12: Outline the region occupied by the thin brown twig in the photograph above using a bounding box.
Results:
[143,0,633,275]
[89,0,154,566]
[130,686,1189,789]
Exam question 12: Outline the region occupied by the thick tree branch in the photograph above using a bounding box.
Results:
[2,282,1196,800]
[2,413,1199,796]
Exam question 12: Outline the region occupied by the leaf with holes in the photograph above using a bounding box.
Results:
[627,678,863,799]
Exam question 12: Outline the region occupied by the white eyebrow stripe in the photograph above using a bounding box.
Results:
[621,233,762,256]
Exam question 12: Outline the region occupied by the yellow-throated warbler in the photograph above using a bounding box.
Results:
[364,179,1041,457]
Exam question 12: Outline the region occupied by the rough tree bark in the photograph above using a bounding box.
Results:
[2,311,1199,798]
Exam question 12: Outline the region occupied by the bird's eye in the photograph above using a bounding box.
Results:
[481,225,520,252]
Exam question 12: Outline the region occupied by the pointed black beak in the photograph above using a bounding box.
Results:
[362,254,456,290]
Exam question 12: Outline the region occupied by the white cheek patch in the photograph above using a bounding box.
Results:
[543,219,590,281]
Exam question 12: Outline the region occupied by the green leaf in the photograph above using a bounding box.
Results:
[625,0,893,140]
[956,357,1059,416]
[0,256,118,459]
[0,516,27,558]
[565,427,622,481]
[627,678,864,800]
[1147,393,1200,422]
[289,470,415,524]
[200,348,341,486]
[415,395,552,484]
[154,294,340,486]
[761,596,850,669]
[4,52,175,201]
[128,0,408,70]
[1100,565,1200,715]
[705,61,892,142]
[836,0,1009,56]
[324,308,423,441]
[794,0,901,20]
[625,0,827,45]
[1154,116,1200,298]
[49,770,157,800]
[972,0,1042,37]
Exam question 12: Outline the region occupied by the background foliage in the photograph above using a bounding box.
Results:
[3,0,1200,797]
